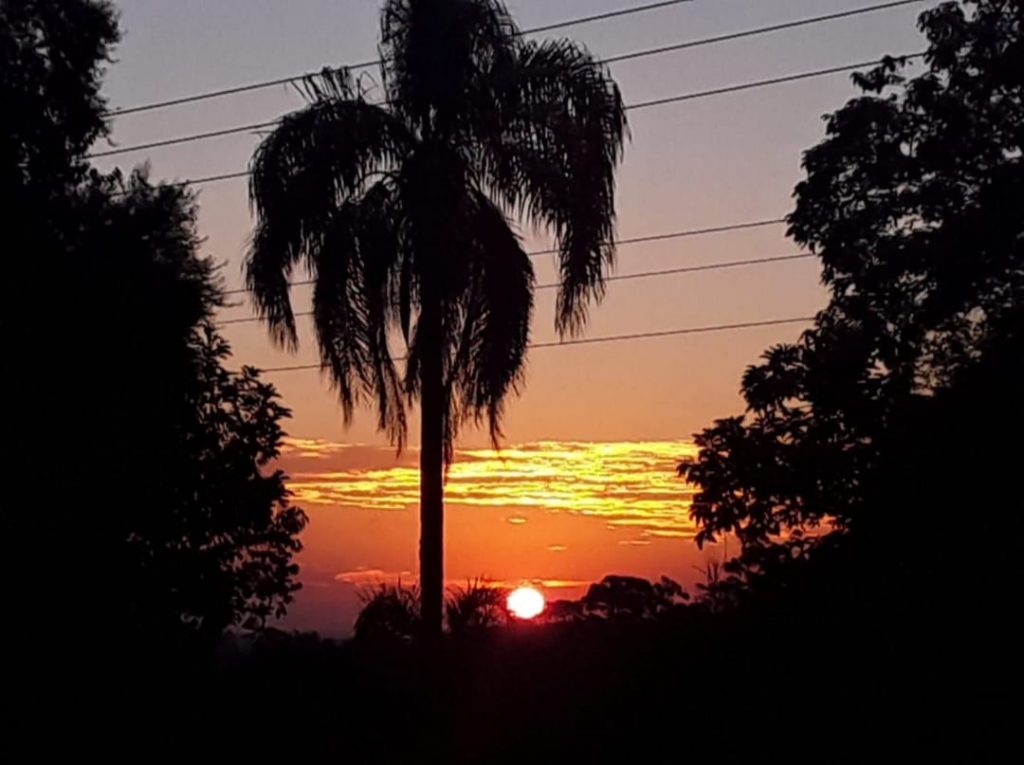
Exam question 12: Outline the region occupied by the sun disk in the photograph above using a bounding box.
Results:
[507,586,545,619]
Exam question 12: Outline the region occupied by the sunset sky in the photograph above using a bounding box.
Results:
[93,0,934,634]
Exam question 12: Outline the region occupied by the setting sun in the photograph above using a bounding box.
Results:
[507,586,546,619]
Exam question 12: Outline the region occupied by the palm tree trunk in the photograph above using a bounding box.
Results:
[419,296,445,638]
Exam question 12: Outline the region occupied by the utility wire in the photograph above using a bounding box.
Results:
[220,217,790,297]
[90,121,279,159]
[101,0,698,118]
[257,317,815,373]
[528,218,789,257]
[603,1,921,65]
[161,169,254,188]
[219,253,815,327]
[109,51,923,193]
[521,0,695,35]
[627,52,923,111]
[91,2,923,159]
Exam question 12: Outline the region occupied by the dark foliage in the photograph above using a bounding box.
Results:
[0,0,118,193]
[675,1,1024,725]
[680,0,1024,560]
[354,579,508,640]
[536,575,692,624]
[3,0,306,671]
[53,173,307,651]
[579,574,689,620]
[543,597,585,623]
[354,582,421,642]
[445,579,508,634]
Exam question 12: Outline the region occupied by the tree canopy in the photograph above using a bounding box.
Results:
[3,0,307,659]
[681,0,1024,563]
[0,0,117,193]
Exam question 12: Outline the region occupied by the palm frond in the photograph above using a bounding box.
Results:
[246,75,413,348]
[358,179,410,448]
[446,190,534,453]
[380,0,518,136]
[480,38,627,336]
[310,178,409,448]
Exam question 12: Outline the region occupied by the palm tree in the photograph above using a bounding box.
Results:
[246,0,627,636]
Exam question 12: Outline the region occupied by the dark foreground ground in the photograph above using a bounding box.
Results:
[15,591,1017,764]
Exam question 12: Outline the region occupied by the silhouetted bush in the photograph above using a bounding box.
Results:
[445,579,508,634]
[354,582,421,642]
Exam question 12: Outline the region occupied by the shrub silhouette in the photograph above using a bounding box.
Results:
[354,582,421,642]
[445,579,508,635]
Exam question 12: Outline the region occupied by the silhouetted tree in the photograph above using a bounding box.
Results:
[0,0,117,195]
[680,0,1024,569]
[2,0,118,369]
[543,598,585,623]
[245,0,627,635]
[3,0,307,663]
[581,575,688,620]
[27,171,308,656]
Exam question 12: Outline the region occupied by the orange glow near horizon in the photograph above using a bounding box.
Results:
[507,587,546,619]
[275,437,716,636]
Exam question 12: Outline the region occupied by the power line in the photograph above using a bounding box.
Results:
[531,317,813,349]
[220,217,789,297]
[101,0,697,119]
[219,253,814,327]
[90,2,923,160]
[257,317,815,373]
[90,120,279,159]
[108,51,923,194]
[166,169,254,188]
[521,0,695,35]
[530,218,789,256]
[603,1,921,65]
[627,52,923,111]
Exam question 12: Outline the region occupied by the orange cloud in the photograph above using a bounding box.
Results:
[334,566,415,585]
[280,439,699,539]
